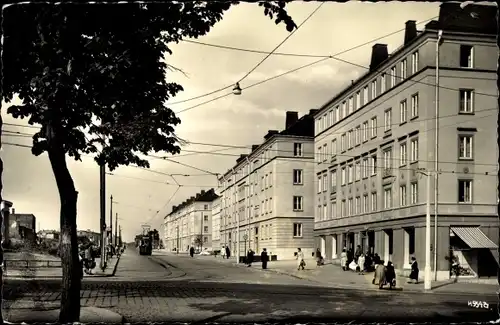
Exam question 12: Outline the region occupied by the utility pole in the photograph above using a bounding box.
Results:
[434,29,443,282]
[109,195,113,247]
[114,212,118,247]
[118,225,122,247]
[417,168,433,290]
[99,164,107,269]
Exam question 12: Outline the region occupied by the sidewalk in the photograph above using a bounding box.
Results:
[4,256,120,279]
[4,299,123,323]
[199,255,498,295]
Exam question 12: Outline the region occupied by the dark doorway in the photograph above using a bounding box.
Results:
[477,249,498,278]
[368,231,375,254]
[347,233,355,252]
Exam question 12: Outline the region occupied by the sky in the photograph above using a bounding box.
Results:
[1,1,442,242]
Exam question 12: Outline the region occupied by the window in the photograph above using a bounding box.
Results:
[362,158,369,178]
[401,59,407,80]
[460,45,473,68]
[371,79,377,99]
[370,117,377,138]
[355,161,361,181]
[410,182,418,204]
[381,73,386,93]
[459,135,473,159]
[348,97,353,115]
[384,187,392,209]
[371,192,377,211]
[363,86,369,105]
[411,51,419,74]
[204,236,208,243]
[317,147,322,163]
[331,201,337,219]
[335,105,340,121]
[293,223,303,237]
[341,200,346,217]
[204,204,208,210]
[348,198,353,216]
[204,226,209,232]
[341,101,346,118]
[322,173,328,192]
[341,134,346,152]
[328,110,333,126]
[322,114,327,130]
[348,130,353,149]
[384,109,392,132]
[411,93,419,118]
[323,143,328,162]
[363,194,369,213]
[400,100,407,123]
[316,205,321,222]
[362,121,369,141]
[383,149,392,169]
[331,170,337,192]
[204,215,209,221]
[356,91,361,109]
[355,196,361,214]
[410,138,419,162]
[341,167,346,185]
[399,185,407,206]
[390,66,396,87]
[293,143,303,156]
[399,142,407,166]
[293,169,303,185]
[293,196,303,211]
[459,90,474,113]
[370,155,377,176]
[331,139,337,158]
[355,126,361,145]
[348,164,353,183]
[323,204,327,220]
[317,176,322,193]
[458,180,472,203]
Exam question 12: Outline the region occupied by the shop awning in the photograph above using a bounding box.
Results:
[451,227,498,249]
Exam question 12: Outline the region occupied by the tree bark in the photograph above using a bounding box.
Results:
[47,147,81,323]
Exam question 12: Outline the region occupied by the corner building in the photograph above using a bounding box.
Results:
[313,3,498,281]
[219,111,316,261]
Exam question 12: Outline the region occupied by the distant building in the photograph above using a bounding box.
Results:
[5,208,36,244]
[211,196,221,250]
[218,110,317,261]
[77,229,101,244]
[163,189,219,252]
[37,230,59,240]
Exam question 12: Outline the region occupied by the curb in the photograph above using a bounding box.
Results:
[5,305,124,323]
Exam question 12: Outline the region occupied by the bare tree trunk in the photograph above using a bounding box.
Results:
[47,147,81,323]
[0,113,5,325]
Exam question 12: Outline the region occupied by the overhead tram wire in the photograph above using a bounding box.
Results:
[168,2,324,106]
[174,17,439,115]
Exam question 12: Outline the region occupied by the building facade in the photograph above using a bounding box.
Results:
[211,195,222,251]
[219,111,316,261]
[313,3,498,280]
[163,189,218,252]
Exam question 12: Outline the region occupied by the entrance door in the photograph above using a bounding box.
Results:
[347,233,355,252]
[478,248,498,277]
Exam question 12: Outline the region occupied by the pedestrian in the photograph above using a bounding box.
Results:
[225,246,231,259]
[222,246,227,259]
[246,249,254,267]
[354,245,362,263]
[261,248,269,269]
[315,248,324,266]
[357,254,365,275]
[189,246,195,257]
[340,248,347,271]
[296,248,305,270]
[408,256,419,284]
[373,259,386,288]
[384,261,396,289]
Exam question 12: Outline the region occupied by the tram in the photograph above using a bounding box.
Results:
[137,235,152,256]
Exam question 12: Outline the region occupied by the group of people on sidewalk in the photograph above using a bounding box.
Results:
[78,243,125,277]
[337,245,420,289]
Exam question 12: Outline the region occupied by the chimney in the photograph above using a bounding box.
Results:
[404,20,417,45]
[251,145,259,151]
[285,111,299,129]
[11,208,15,214]
[369,44,388,71]
[264,130,279,140]
[309,109,318,116]
[190,196,195,200]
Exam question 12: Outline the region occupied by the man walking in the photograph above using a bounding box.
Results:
[261,248,269,269]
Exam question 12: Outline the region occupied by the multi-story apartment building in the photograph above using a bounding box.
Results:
[313,3,498,280]
[163,189,219,252]
[211,195,222,250]
[219,111,316,261]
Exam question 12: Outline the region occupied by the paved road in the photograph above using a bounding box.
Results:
[3,251,497,323]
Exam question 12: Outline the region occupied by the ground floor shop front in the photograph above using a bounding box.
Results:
[314,215,498,281]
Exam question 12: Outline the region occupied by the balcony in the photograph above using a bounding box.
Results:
[382,168,393,178]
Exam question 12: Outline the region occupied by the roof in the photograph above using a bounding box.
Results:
[168,188,219,216]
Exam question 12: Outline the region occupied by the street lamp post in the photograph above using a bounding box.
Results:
[418,168,433,290]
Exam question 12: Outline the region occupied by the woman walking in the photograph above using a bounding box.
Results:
[296,248,305,270]
[340,248,348,271]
